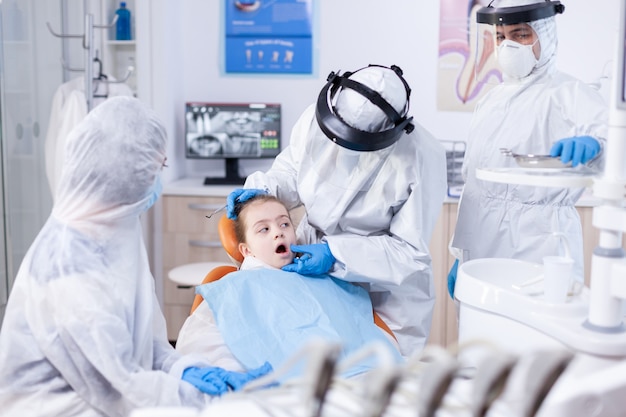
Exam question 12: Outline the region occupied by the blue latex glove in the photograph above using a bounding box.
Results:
[549,136,600,167]
[181,367,229,395]
[447,259,459,299]
[282,242,336,276]
[221,362,273,391]
[226,188,267,220]
[182,362,273,395]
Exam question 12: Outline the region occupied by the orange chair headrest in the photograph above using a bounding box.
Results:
[218,214,244,265]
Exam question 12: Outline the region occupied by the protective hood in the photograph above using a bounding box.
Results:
[53,96,167,225]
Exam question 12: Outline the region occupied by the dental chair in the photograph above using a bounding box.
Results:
[189,214,396,341]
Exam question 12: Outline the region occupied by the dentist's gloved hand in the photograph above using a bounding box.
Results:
[549,136,600,167]
[182,362,272,396]
[282,242,336,276]
[447,259,459,299]
[226,188,267,219]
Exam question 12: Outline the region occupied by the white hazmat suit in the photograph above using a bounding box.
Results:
[245,66,448,357]
[0,97,214,416]
[452,0,608,281]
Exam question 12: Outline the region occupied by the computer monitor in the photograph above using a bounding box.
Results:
[184,102,281,185]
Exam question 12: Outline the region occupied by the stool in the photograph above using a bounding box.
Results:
[168,262,232,288]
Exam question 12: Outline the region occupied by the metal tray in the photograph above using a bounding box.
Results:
[500,148,571,169]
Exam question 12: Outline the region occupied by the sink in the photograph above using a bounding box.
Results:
[455,258,626,360]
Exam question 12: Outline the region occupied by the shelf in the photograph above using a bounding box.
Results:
[106,40,136,46]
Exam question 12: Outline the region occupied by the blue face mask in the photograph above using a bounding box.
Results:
[146,175,162,210]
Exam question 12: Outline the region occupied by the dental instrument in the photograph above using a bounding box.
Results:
[500,148,571,169]
[470,352,518,417]
[415,347,460,417]
[206,204,227,219]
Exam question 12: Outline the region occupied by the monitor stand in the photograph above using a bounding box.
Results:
[203,158,246,185]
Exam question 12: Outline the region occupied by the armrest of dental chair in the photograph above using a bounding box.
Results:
[190,265,238,314]
[373,313,395,341]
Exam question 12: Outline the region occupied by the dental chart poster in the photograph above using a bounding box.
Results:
[437,0,500,111]
[225,0,313,74]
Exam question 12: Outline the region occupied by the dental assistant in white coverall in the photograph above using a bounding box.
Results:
[449,0,608,297]
[0,96,269,417]
[228,65,448,357]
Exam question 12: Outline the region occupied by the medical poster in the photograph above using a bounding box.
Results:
[225,0,313,74]
[437,0,501,111]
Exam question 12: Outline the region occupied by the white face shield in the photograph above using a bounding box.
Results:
[474,0,563,82]
[315,65,414,151]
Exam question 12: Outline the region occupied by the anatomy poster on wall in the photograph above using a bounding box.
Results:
[225,0,313,74]
[437,0,501,111]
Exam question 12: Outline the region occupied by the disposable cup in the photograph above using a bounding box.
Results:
[543,256,574,303]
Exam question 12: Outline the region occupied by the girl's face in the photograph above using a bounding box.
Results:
[238,200,297,269]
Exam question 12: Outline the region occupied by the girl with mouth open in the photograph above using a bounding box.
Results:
[233,194,298,270]
[175,194,402,380]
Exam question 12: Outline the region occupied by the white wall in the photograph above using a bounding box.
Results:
[147,0,620,182]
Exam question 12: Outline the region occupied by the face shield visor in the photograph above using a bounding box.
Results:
[474,0,564,82]
[315,65,415,152]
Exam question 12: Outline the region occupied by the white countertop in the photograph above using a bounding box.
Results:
[163,177,603,207]
[163,177,239,197]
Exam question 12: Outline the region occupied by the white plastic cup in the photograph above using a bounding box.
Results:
[543,256,574,303]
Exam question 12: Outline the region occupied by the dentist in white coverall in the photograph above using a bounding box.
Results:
[0,97,269,417]
[228,64,448,357]
[449,0,608,297]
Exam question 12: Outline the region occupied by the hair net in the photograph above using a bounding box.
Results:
[54,96,167,222]
[528,16,557,70]
[334,66,408,133]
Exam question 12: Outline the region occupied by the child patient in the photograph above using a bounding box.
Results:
[175,194,402,378]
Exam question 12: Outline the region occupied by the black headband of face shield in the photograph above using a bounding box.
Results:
[477,1,565,25]
[315,64,415,152]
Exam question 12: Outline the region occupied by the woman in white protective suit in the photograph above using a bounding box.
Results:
[448,0,608,297]
[0,96,269,417]
[226,64,448,358]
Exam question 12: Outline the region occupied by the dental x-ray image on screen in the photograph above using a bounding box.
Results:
[185,103,281,158]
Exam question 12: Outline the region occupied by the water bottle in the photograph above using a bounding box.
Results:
[115,2,132,41]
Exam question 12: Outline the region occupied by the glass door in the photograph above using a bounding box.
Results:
[0,0,64,323]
